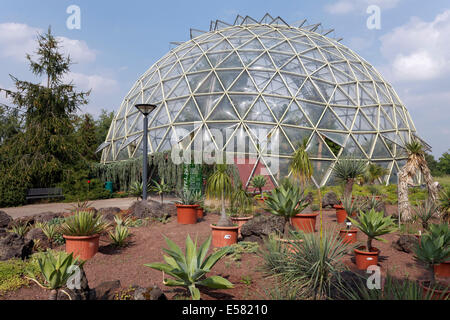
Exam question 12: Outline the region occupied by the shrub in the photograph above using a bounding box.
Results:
[109,224,130,247]
[60,211,109,236]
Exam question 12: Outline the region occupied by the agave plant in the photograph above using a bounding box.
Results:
[60,211,109,237]
[414,199,438,231]
[145,235,233,300]
[176,189,198,205]
[332,157,367,198]
[9,222,30,237]
[109,224,130,247]
[129,181,151,200]
[251,175,267,199]
[427,223,450,246]
[340,195,358,218]
[35,222,59,246]
[150,178,172,204]
[348,209,397,252]
[27,251,83,300]
[439,188,450,223]
[265,181,309,237]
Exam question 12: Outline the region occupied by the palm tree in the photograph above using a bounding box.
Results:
[251,175,267,199]
[398,139,439,221]
[206,164,233,227]
[332,157,366,199]
[363,163,388,185]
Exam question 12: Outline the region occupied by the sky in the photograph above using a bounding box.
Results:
[0,0,449,158]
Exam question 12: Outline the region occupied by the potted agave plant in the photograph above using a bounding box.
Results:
[60,210,109,260]
[251,175,267,204]
[192,190,205,220]
[340,221,358,244]
[206,164,239,247]
[427,223,450,278]
[175,190,199,225]
[414,228,450,299]
[229,183,254,238]
[348,209,397,270]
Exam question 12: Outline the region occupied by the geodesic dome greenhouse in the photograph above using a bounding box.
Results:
[99,14,423,187]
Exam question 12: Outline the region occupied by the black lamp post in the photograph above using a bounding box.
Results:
[135,104,157,201]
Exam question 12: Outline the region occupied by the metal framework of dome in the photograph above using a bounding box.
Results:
[100,14,422,187]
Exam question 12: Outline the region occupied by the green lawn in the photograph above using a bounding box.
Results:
[436,175,450,188]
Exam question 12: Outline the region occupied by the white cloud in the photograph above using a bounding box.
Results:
[65,72,119,95]
[325,0,401,15]
[379,11,450,82]
[0,22,96,63]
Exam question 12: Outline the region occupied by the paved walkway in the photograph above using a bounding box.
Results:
[0,196,177,219]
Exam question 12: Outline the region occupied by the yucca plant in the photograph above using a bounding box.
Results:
[251,175,267,199]
[265,181,309,237]
[27,251,83,300]
[332,157,367,198]
[145,235,233,300]
[150,178,172,204]
[361,196,384,213]
[176,189,198,205]
[113,215,133,228]
[414,199,438,231]
[109,224,130,247]
[9,222,30,237]
[290,138,313,186]
[60,211,109,237]
[129,181,151,200]
[35,222,59,246]
[230,183,253,217]
[348,209,397,252]
[206,164,233,227]
[340,195,358,218]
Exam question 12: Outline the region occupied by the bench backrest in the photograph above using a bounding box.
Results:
[27,188,63,196]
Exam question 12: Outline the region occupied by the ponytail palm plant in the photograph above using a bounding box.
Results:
[332,157,367,199]
[206,164,233,227]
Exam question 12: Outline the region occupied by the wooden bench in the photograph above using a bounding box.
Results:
[26,188,64,201]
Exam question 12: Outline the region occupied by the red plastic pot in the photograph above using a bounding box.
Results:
[434,261,450,278]
[64,234,100,261]
[196,207,204,220]
[211,224,239,247]
[419,281,450,300]
[230,216,253,238]
[339,229,358,244]
[176,204,198,225]
[276,238,303,254]
[290,213,319,233]
[354,246,380,270]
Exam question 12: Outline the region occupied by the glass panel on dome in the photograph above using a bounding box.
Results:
[282,126,313,149]
[282,102,311,127]
[207,123,238,149]
[362,107,378,129]
[290,40,312,54]
[265,74,290,96]
[379,113,395,130]
[165,63,183,79]
[331,66,354,83]
[259,37,282,49]
[175,98,202,122]
[282,74,306,96]
[342,136,366,158]
[354,133,376,156]
[311,65,334,82]
[301,57,325,74]
[226,125,259,156]
[229,94,258,117]
[250,52,276,70]
[312,160,332,185]
[314,80,335,103]
[333,107,356,130]
[230,71,258,93]
[388,86,401,104]
[264,96,291,121]
[398,130,410,145]
[208,96,239,121]
[320,47,344,62]
[397,146,408,158]
[269,52,294,69]
[352,111,375,131]
[264,128,293,156]
[151,105,170,127]
[210,39,233,52]
[381,105,395,123]
[240,38,264,50]
[297,79,324,102]
[189,56,211,72]
[245,97,276,123]
[167,98,188,121]
[303,48,324,62]
[194,94,222,119]
[148,84,163,104]
[299,101,325,126]
[206,52,230,67]
[307,133,334,159]
[158,129,175,152]
[321,131,347,146]
[339,83,358,103]
[359,85,377,106]
[406,111,416,131]
[381,132,403,146]
[281,57,306,74]
[149,127,168,152]
[272,41,294,54]
[126,112,139,131]
[238,50,264,65]
[372,137,392,159]
[142,71,158,88]
[329,87,353,106]
[216,70,241,90]
[96,142,111,154]
[332,62,354,79]
[248,70,275,91]
[318,108,346,131]
[186,72,210,92]
[350,63,371,81]
[196,73,224,94]
[395,107,408,129]
[168,78,190,98]
[223,36,251,49]
[217,52,243,68]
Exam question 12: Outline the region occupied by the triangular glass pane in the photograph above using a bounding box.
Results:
[311,65,335,83]
[241,38,264,50]
[282,126,313,149]
[238,50,264,65]
[269,52,294,69]
[167,98,188,121]
[381,132,404,147]
[372,137,392,159]
[359,85,377,106]
[307,133,335,159]
[339,83,358,104]
[352,111,375,131]
[158,128,175,152]
[210,39,233,52]
[297,79,324,102]
[342,136,366,158]
[229,94,258,117]
[281,57,306,74]
[195,73,224,94]
[168,77,190,98]
[189,56,212,72]
[264,96,291,121]
[354,133,376,156]
[282,74,306,96]
[216,70,241,90]
[362,107,379,129]
[207,123,238,150]
[282,102,311,127]
[259,37,282,49]
[227,36,253,49]
[148,84,163,103]
[301,57,326,74]
[290,40,312,54]
[245,97,276,123]
[330,87,354,106]
[272,41,294,54]
[265,74,290,96]
[395,107,408,129]
[303,48,325,62]
[300,101,326,126]
[150,106,170,127]
[318,108,346,131]
[250,52,276,70]
[206,52,230,67]
[175,98,202,122]
[149,127,169,152]
[262,128,293,156]
[350,63,371,81]
[195,94,223,119]
[230,70,258,93]
[208,96,239,121]
[314,80,336,103]
[320,131,347,146]
[217,52,243,68]
[312,160,333,185]
[164,62,183,79]
[186,72,210,92]
[383,136,396,156]
[248,70,275,91]
[320,47,344,62]
[379,111,395,130]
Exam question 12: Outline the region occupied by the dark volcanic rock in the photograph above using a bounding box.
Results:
[25,228,49,248]
[392,235,419,253]
[91,280,121,300]
[129,200,176,220]
[98,207,121,222]
[0,233,34,261]
[11,212,63,228]
[58,267,91,300]
[240,214,285,243]
[322,192,339,208]
[133,285,167,300]
[0,211,12,228]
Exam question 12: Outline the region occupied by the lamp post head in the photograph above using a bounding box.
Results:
[135,104,157,116]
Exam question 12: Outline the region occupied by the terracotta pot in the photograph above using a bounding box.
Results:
[339,229,358,244]
[176,204,198,225]
[230,216,253,238]
[336,208,348,223]
[334,204,343,210]
[256,197,267,205]
[434,261,450,278]
[276,238,303,253]
[196,207,204,220]
[354,246,380,270]
[419,281,450,300]
[290,213,319,233]
[211,224,239,247]
[64,234,100,260]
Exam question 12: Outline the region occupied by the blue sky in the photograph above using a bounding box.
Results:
[0,0,449,157]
